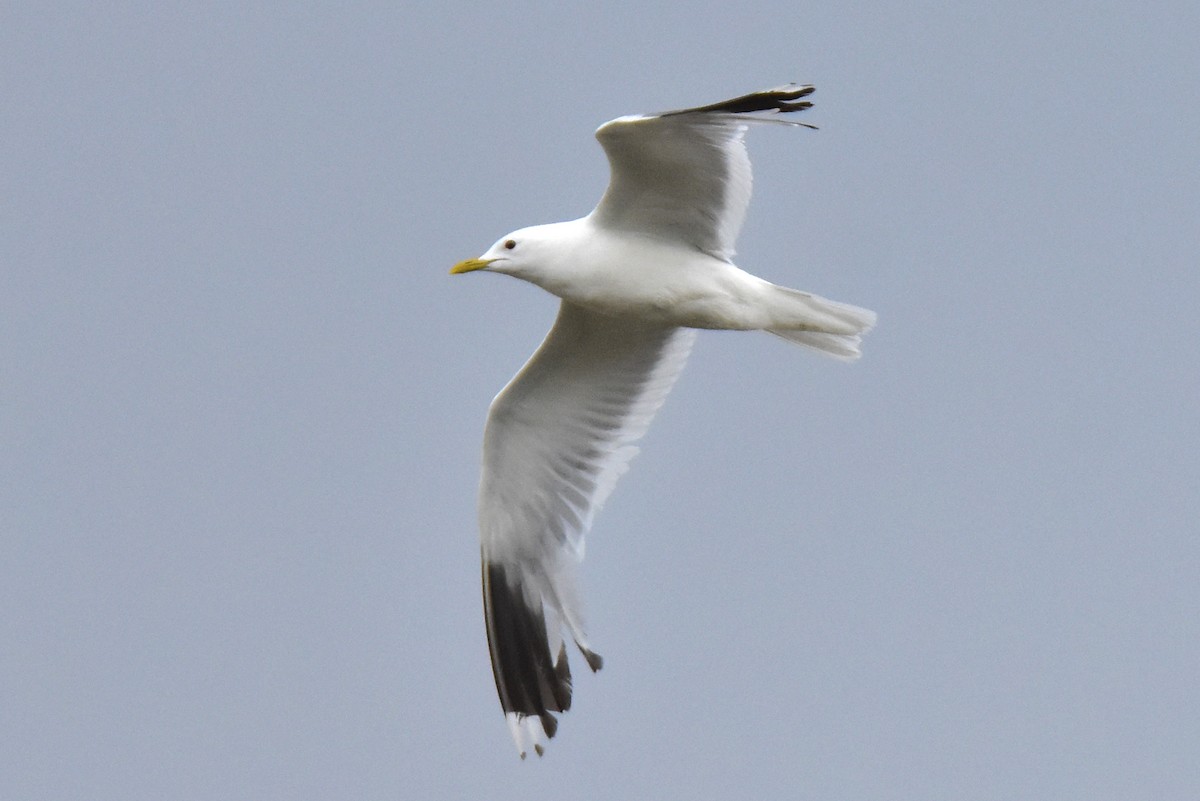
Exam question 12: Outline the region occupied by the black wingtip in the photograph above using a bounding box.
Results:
[482,562,574,740]
[580,645,604,672]
[554,644,574,710]
[664,84,816,117]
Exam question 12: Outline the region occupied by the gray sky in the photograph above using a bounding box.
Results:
[4,2,1198,799]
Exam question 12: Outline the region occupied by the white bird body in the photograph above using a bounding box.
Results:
[451,85,876,758]
[478,219,770,328]
[476,217,870,336]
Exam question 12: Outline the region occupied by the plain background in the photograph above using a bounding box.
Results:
[4,3,1198,799]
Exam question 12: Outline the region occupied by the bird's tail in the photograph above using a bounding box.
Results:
[764,284,877,361]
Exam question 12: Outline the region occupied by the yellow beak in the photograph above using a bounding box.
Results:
[449,257,496,275]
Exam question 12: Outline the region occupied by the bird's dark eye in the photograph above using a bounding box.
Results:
[504,239,517,250]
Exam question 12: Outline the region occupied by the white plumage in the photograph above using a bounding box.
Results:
[451,85,876,758]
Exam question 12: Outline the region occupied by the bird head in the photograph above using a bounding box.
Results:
[450,225,563,282]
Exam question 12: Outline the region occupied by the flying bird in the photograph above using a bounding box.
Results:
[451,85,875,758]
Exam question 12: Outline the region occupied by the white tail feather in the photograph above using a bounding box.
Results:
[765,284,876,360]
[767,328,866,360]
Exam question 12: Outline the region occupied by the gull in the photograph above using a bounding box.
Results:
[450,85,875,758]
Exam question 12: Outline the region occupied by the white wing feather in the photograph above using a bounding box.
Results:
[479,302,695,757]
[590,84,816,260]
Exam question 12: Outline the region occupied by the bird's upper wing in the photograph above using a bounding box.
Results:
[479,302,696,758]
[589,84,816,261]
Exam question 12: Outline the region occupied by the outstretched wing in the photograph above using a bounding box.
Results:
[589,84,816,261]
[479,303,695,758]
